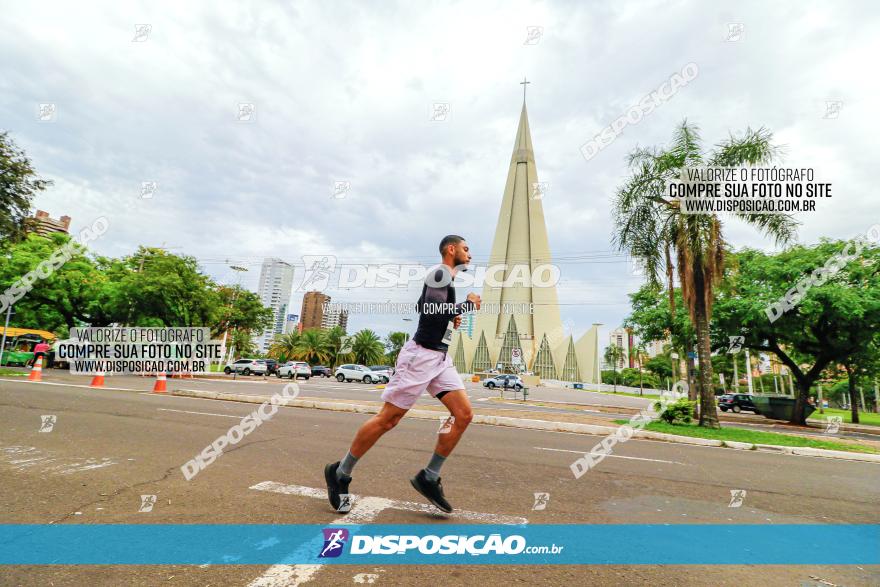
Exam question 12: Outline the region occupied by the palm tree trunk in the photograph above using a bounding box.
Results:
[693,273,719,428]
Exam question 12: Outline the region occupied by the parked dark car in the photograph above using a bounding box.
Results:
[311,365,332,378]
[718,393,760,414]
[263,359,278,375]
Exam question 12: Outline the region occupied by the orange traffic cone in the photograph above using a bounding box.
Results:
[28,359,43,382]
[90,371,105,388]
[152,372,167,393]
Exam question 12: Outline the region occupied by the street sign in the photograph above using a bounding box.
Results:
[511,348,522,365]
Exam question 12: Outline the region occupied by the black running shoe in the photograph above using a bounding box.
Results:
[410,469,452,513]
[324,461,351,512]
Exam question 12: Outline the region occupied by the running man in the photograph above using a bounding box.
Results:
[325,235,480,513]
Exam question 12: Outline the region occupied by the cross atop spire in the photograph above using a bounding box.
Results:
[520,76,530,104]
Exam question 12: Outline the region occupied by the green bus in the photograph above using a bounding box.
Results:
[0,327,57,367]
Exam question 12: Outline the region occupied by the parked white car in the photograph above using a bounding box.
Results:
[335,364,383,383]
[367,365,393,383]
[277,361,311,380]
[224,358,267,376]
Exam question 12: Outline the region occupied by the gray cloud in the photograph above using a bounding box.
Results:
[1,0,876,338]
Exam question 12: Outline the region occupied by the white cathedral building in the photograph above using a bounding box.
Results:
[448,99,600,383]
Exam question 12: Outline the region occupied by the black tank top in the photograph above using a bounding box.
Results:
[412,265,475,351]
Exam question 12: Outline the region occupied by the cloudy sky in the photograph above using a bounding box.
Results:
[2,1,877,340]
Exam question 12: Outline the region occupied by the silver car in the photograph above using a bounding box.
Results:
[335,364,383,384]
[224,358,268,376]
[482,374,524,390]
[277,361,311,380]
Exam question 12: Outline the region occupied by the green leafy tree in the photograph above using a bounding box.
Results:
[625,285,695,389]
[351,329,384,366]
[613,121,797,427]
[0,131,52,243]
[840,338,880,424]
[711,243,880,424]
[385,331,409,364]
[110,248,218,327]
[630,342,647,394]
[645,355,673,380]
[212,285,273,338]
[0,233,110,330]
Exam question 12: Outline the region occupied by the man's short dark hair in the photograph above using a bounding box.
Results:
[439,235,465,255]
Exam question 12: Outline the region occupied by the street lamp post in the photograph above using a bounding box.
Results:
[592,323,603,391]
[733,353,739,394]
[745,349,754,394]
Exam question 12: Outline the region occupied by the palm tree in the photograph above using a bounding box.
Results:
[295,328,331,365]
[631,343,646,396]
[269,331,300,363]
[385,331,410,364]
[604,345,624,392]
[324,326,351,368]
[612,120,797,428]
[351,329,385,366]
[230,329,256,359]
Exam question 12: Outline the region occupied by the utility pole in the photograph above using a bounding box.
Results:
[592,323,603,391]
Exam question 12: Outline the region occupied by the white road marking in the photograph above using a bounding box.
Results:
[250,481,528,524]
[0,378,137,391]
[534,446,685,465]
[1,446,118,474]
[157,408,240,419]
[247,481,527,586]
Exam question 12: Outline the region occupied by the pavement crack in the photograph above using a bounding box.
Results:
[49,464,179,525]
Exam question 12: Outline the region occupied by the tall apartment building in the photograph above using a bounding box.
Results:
[283,314,299,334]
[26,210,71,236]
[254,258,295,353]
[608,327,630,370]
[321,306,348,332]
[645,338,669,358]
[300,291,330,331]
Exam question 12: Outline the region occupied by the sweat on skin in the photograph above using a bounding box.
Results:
[181,383,299,480]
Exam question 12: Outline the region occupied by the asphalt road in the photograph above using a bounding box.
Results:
[0,375,878,586]
[15,370,871,440]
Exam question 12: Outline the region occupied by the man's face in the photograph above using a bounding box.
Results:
[450,240,471,268]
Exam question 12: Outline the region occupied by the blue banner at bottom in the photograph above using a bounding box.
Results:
[0,524,877,565]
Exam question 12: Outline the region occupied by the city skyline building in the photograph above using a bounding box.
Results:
[254,258,294,353]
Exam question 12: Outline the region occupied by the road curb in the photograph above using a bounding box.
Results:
[167,387,880,463]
